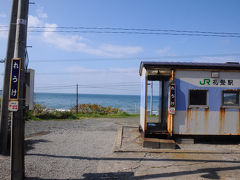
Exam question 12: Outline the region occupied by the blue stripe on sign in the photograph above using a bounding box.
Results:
[175,78,239,111]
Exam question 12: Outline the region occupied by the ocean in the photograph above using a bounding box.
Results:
[0,91,160,114]
[35,93,160,114]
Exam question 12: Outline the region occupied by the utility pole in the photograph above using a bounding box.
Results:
[76,84,78,113]
[0,0,18,155]
[11,0,29,179]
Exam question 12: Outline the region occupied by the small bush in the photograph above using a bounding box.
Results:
[26,103,77,120]
[36,111,77,120]
[70,104,122,115]
[26,103,134,120]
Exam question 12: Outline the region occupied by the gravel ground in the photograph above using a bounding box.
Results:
[1,117,240,179]
[0,117,139,179]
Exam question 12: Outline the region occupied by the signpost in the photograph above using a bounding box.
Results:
[169,83,176,114]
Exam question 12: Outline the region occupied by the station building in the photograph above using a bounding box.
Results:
[139,62,240,136]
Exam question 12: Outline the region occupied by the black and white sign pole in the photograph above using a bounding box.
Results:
[0,0,18,155]
[11,0,29,179]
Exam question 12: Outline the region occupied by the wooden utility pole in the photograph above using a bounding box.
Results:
[11,0,29,179]
[0,0,18,155]
[76,84,78,113]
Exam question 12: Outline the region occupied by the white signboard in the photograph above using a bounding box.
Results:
[8,101,19,111]
[169,107,175,114]
[175,71,240,88]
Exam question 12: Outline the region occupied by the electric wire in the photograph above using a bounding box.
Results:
[1,25,240,35]
[27,53,240,63]
[22,30,240,38]
[1,27,240,37]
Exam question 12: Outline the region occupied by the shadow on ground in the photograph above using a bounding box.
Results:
[26,153,240,164]
[24,153,240,179]
[25,139,51,152]
[25,165,240,179]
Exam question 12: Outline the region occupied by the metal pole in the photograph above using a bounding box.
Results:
[11,0,29,179]
[76,84,78,113]
[150,81,153,116]
[0,0,18,155]
[161,80,165,127]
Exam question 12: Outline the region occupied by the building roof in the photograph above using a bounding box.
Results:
[139,61,240,75]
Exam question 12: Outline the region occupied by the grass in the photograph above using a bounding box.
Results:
[75,112,139,119]
[26,103,139,121]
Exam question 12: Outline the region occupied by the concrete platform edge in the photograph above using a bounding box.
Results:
[113,126,123,152]
[113,126,240,154]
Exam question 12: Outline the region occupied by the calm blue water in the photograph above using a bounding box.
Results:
[35,93,161,114]
[0,91,160,113]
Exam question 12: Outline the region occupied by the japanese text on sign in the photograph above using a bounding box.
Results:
[200,79,234,86]
[170,84,176,108]
[8,101,19,111]
[9,58,21,100]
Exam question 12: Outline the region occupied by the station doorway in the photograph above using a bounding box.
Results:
[146,75,171,135]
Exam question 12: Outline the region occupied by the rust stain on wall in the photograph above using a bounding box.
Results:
[219,107,226,134]
[204,108,209,134]
[194,108,199,133]
[186,108,191,133]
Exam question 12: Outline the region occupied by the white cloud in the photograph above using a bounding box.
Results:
[42,23,143,58]
[99,44,142,57]
[0,13,7,18]
[27,6,143,58]
[37,7,48,19]
[65,66,138,74]
[35,66,140,95]
[28,15,43,27]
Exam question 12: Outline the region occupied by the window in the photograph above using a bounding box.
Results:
[222,91,239,106]
[189,90,208,106]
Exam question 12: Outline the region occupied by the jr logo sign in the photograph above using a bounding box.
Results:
[199,79,234,86]
[200,79,210,85]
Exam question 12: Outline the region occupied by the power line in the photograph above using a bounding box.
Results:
[1,25,240,35]
[35,83,140,89]
[25,30,240,38]
[33,26,240,35]
[35,81,140,86]
[0,29,240,38]
[35,85,139,92]
[26,53,240,63]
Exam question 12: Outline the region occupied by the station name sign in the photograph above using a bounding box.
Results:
[200,78,234,86]
[169,83,176,114]
[8,58,21,111]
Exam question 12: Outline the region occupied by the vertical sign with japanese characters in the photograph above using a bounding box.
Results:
[169,83,176,114]
[8,58,21,111]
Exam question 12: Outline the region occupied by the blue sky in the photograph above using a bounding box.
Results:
[0,0,240,95]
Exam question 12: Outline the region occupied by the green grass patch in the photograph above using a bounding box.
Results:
[75,112,139,119]
[26,103,139,120]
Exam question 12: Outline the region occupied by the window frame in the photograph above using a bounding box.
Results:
[188,89,209,108]
[222,90,240,108]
